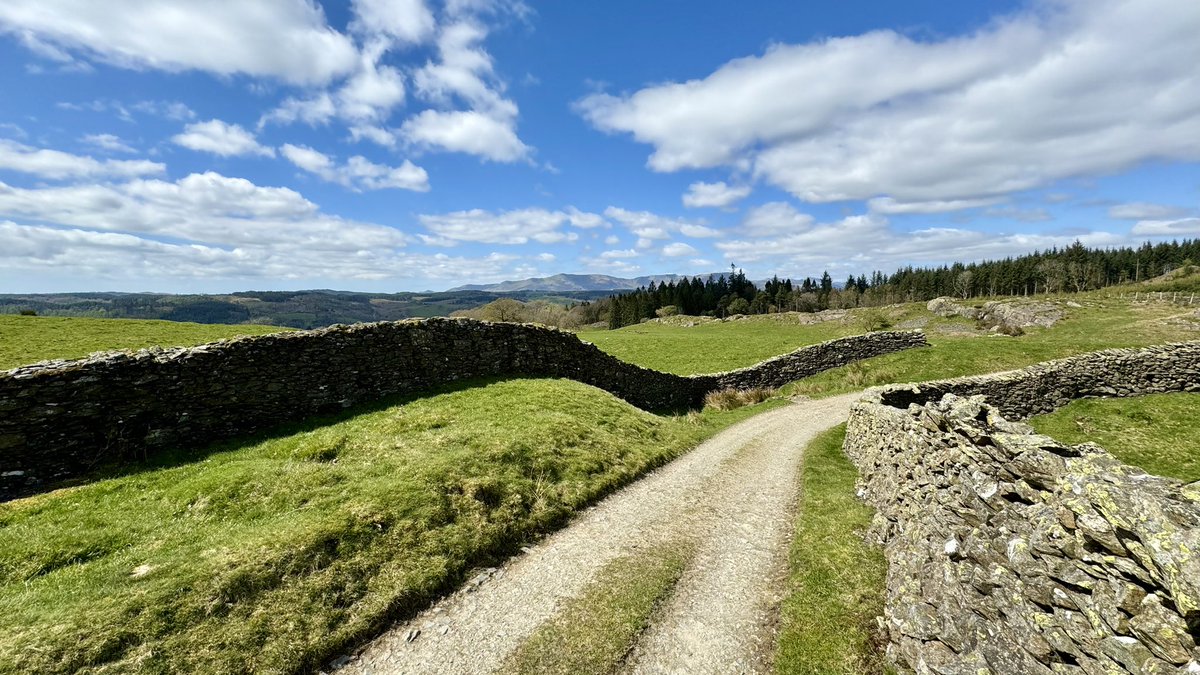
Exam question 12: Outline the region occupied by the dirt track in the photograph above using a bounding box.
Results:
[341,393,860,674]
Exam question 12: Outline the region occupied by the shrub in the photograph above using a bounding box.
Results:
[727,298,751,315]
[655,305,680,318]
[858,309,891,332]
[19,309,37,316]
[703,387,776,411]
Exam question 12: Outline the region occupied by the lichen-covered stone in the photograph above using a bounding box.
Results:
[846,349,1200,675]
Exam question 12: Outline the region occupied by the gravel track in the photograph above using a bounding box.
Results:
[340,393,860,674]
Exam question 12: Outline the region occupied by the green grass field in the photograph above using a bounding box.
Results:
[0,378,777,673]
[1029,392,1200,482]
[0,315,288,370]
[4,297,1197,673]
[784,298,1199,397]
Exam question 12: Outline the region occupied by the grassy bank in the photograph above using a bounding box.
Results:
[775,424,888,674]
[0,315,287,370]
[0,378,777,674]
[1029,392,1200,481]
[785,298,1198,397]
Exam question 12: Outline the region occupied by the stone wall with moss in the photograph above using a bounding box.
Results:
[0,318,925,500]
[846,343,1200,673]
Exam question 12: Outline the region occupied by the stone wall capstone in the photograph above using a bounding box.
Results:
[846,342,1200,673]
[0,318,926,500]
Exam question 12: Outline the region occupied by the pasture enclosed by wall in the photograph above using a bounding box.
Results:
[846,342,1200,673]
[0,318,925,499]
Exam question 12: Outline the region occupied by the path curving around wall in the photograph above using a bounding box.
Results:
[0,318,926,500]
[845,341,1200,673]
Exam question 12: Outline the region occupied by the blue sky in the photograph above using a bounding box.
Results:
[0,0,1197,293]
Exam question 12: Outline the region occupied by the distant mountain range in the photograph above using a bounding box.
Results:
[450,273,722,293]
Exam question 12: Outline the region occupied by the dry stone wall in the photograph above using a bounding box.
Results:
[0,318,925,500]
[846,342,1200,673]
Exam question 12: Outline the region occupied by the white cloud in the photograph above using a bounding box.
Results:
[0,139,163,179]
[350,0,435,44]
[564,206,609,229]
[172,120,274,158]
[867,197,1003,214]
[662,242,699,257]
[401,109,528,162]
[0,219,525,287]
[983,206,1052,222]
[579,0,1200,207]
[419,207,600,245]
[80,133,135,154]
[682,181,751,208]
[0,171,410,253]
[599,248,638,259]
[280,144,429,192]
[603,206,721,240]
[604,235,620,245]
[740,202,814,237]
[1109,202,1192,220]
[716,212,1132,275]
[1131,218,1200,236]
[0,0,359,85]
[535,252,555,262]
[401,19,530,161]
[260,94,338,128]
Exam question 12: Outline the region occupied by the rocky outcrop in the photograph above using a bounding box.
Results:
[927,297,1065,329]
[0,318,926,500]
[846,343,1200,673]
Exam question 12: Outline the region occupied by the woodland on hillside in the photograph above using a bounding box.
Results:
[606,239,1200,328]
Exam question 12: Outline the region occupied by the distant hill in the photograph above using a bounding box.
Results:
[0,289,614,330]
[450,273,722,293]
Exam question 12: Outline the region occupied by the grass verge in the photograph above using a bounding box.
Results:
[502,540,694,674]
[775,424,888,675]
[1028,392,1200,481]
[0,315,287,370]
[0,378,778,674]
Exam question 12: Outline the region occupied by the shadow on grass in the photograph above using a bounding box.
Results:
[23,375,694,502]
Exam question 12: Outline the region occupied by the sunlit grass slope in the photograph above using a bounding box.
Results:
[0,314,288,370]
[1030,392,1200,481]
[0,378,778,674]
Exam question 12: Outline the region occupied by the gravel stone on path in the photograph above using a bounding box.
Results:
[340,393,860,675]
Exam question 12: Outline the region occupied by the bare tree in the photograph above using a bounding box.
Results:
[953,271,974,299]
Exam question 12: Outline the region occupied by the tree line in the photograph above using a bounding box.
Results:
[607,239,1199,328]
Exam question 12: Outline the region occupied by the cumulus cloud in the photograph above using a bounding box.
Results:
[867,197,1003,215]
[172,120,275,158]
[0,172,405,248]
[1131,218,1200,236]
[578,0,1200,209]
[682,181,751,209]
[80,133,136,154]
[401,109,528,162]
[350,0,435,44]
[0,139,163,179]
[280,143,429,192]
[716,212,1132,275]
[0,0,359,85]
[740,202,814,237]
[662,242,699,257]
[419,207,601,245]
[603,206,721,240]
[401,19,530,161]
[0,219,526,287]
[1109,202,1192,220]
